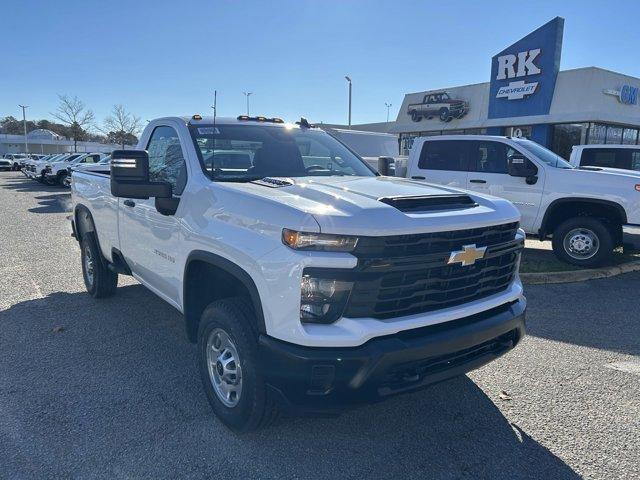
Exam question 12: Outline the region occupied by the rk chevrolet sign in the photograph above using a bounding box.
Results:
[488,17,564,119]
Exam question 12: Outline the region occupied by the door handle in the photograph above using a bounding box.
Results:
[411,176,426,180]
[469,179,487,184]
[123,199,136,207]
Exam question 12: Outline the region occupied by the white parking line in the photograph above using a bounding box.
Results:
[605,361,640,376]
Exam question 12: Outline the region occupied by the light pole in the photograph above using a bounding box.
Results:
[344,76,352,127]
[385,102,392,123]
[243,92,253,115]
[18,104,29,154]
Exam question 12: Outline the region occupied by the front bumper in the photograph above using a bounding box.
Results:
[259,297,525,414]
[623,224,640,250]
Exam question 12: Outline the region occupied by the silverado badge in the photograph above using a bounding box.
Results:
[447,244,487,267]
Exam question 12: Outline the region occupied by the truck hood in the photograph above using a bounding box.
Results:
[222,176,520,236]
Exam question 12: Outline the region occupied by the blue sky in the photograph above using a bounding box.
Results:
[3,0,640,127]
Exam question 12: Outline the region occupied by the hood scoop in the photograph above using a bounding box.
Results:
[251,177,294,188]
[378,194,478,213]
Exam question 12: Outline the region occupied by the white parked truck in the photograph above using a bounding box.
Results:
[395,135,640,266]
[45,152,105,186]
[71,115,526,431]
[569,144,640,174]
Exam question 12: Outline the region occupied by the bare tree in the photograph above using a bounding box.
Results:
[102,105,143,149]
[51,95,95,152]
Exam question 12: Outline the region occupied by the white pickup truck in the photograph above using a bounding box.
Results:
[71,115,526,431]
[393,135,640,266]
[44,152,105,186]
[569,144,640,174]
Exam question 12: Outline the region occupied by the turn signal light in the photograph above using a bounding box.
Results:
[282,229,358,252]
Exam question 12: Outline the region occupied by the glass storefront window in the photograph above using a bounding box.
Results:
[552,123,588,160]
[606,126,623,144]
[588,124,607,144]
[622,128,638,145]
[400,133,419,156]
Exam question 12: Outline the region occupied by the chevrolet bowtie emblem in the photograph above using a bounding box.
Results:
[447,244,487,266]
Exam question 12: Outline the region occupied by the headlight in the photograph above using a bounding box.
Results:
[282,229,358,252]
[300,272,352,324]
[635,184,640,192]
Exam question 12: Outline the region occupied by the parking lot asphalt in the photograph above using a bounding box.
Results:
[0,171,638,480]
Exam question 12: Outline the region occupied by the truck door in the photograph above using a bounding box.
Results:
[408,139,470,189]
[465,140,544,232]
[118,124,188,308]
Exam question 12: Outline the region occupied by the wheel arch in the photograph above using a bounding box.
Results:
[183,250,266,343]
[539,198,627,239]
[73,204,96,243]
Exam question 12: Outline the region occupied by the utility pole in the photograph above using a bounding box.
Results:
[385,102,392,123]
[18,105,29,154]
[243,92,253,115]
[344,76,352,127]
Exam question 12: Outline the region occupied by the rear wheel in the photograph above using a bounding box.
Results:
[410,111,421,122]
[198,298,278,432]
[80,232,118,298]
[552,217,613,267]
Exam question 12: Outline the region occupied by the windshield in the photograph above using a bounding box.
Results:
[189,124,376,182]
[513,139,574,169]
[329,131,399,157]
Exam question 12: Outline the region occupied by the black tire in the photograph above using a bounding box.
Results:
[58,171,69,187]
[439,107,451,122]
[198,298,278,432]
[43,174,56,186]
[80,232,118,298]
[410,111,421,122]
[551,217,614,267]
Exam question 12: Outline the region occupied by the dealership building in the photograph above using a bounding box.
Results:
[0,129,120,155]
[391,17,640,159]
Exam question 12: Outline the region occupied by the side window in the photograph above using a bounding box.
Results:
[470,141,509,174]
[146,126,188,195]
[418,140,468,171]
[581,149,618,168]
[631,151,640,170]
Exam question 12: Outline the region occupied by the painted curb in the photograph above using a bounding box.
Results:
[521,260,640,285]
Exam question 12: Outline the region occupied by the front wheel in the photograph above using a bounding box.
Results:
[439,107,451,122]
[552,217,614,267]
[198,298,278,432]
[59,172,70,187]
[81,232,118,298]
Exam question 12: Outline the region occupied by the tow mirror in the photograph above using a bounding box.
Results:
[507,155,538,184]
[110,150,172,200]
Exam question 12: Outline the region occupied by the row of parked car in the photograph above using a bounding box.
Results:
[0,153,49,171]
[17,152,110,187]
